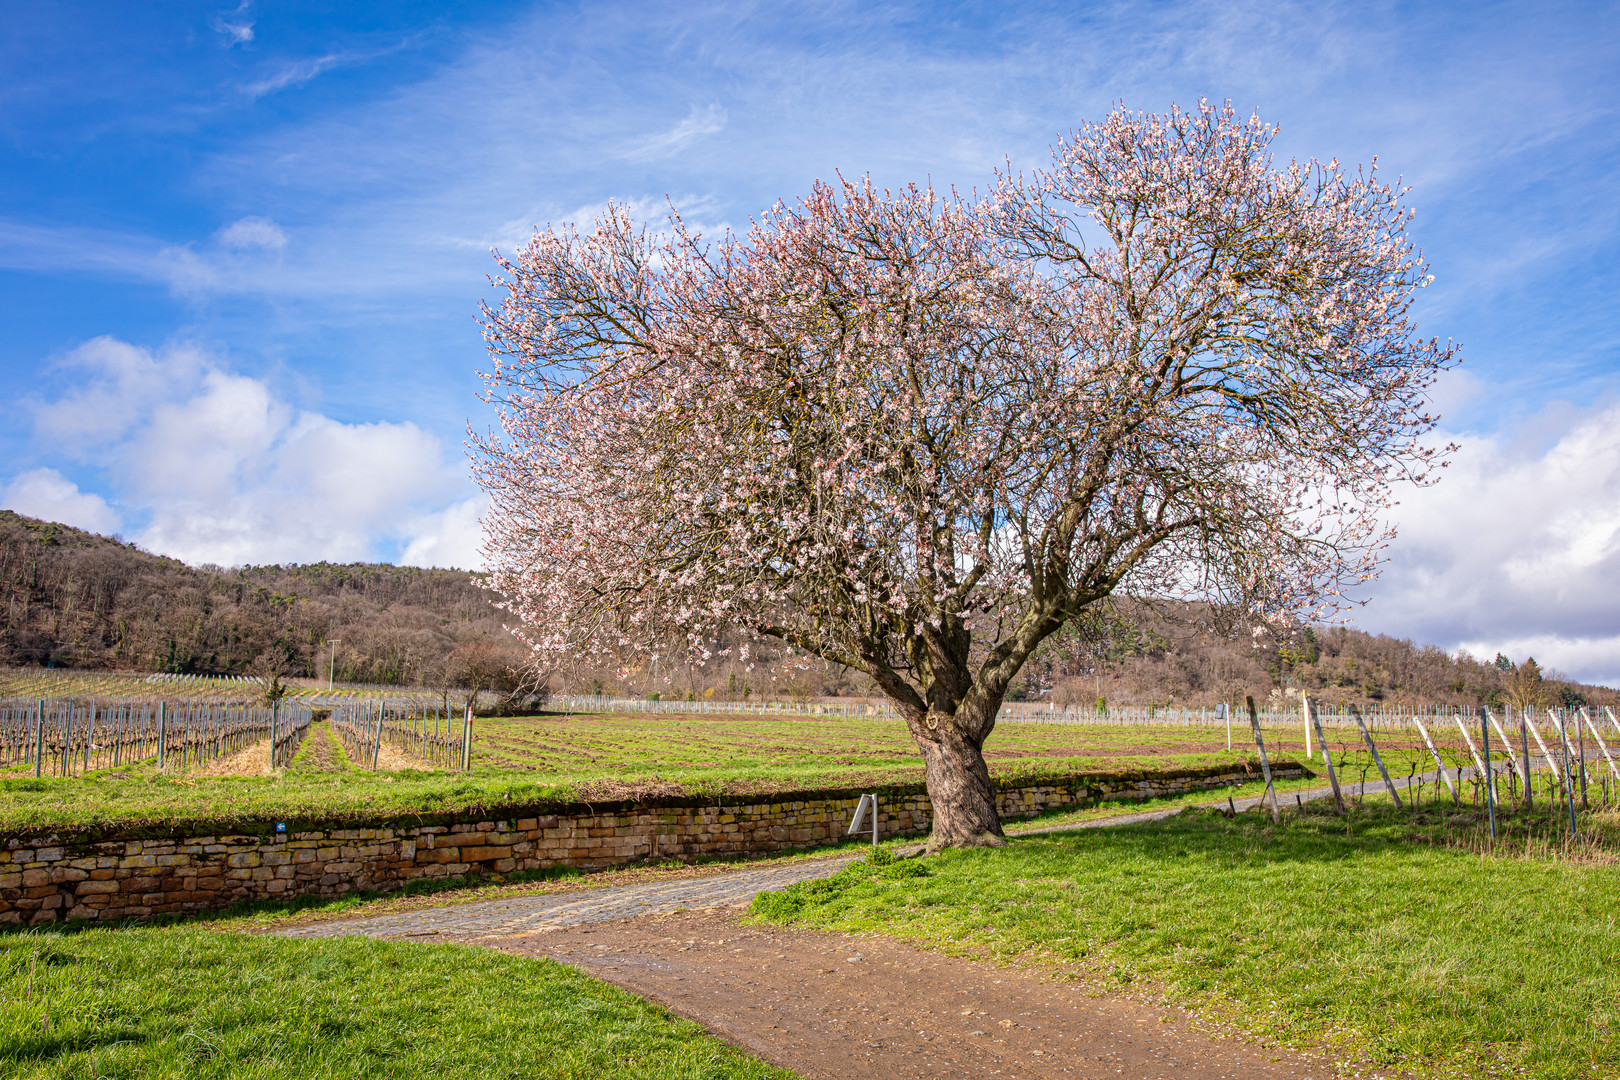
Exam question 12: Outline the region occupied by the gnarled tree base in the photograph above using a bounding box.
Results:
[924,830,1006,854]
[917,721,1006,850]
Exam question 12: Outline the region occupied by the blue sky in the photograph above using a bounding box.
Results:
[4,1,1620,678]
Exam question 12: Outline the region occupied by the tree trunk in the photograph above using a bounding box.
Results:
[916,719,1005,851]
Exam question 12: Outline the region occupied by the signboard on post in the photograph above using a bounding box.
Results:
[847,793,879,851]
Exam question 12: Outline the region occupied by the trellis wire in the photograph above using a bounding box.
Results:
[545,694,1597,730]
[0,697,312,775]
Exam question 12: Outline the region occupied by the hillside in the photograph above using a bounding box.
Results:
[0,511,523,691]
[2,510,1611,709]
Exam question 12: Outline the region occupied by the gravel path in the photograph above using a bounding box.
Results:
[277,853,864,940]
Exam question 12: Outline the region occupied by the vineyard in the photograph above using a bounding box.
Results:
[2,660,1617,835]
[0,698,315,776]
[329,700,470,771]
[0,667,441,704]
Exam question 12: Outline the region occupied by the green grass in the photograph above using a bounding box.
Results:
[1000,770,1347,833]
[285,722,352,775]
[0,710,1500,834]
[750,802,1620,1080]
[0,925,792,1079]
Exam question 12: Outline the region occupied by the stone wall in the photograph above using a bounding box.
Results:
[0,761,1305,925]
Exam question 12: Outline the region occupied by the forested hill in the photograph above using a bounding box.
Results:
[0,511,517,685]
[2,510,1613,708]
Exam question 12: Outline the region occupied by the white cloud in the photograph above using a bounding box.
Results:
[32,336,207,449]
[1,469,121,536]
[620,103,727,162]
[216,216,287,250]
[1359,398,1620,684]
[19,338,478,568]
[400,497,487,570]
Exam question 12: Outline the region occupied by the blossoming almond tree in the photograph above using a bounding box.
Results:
[474,101,1455,849]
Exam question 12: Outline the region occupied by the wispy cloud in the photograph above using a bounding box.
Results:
[209,4,255,47]
[621,103,727,162]
[242,54,344,99]
[215,215,287,250]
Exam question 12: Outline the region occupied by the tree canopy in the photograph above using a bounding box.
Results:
[474,101,1456,846]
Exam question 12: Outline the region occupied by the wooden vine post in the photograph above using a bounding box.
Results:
[1581,709,1620,783]
[1577,712,1589,810]
[1487,710,1519,787]
[1479,707,1496,839]
[1453,713,1489,799]
[1519,709,1533,809]
[1551,710,1577,837]
[1245,696,1279,824]
[1524,713,1562,800]
[1411,714,1458,806]
[1350,705,1402,808]
[460,704,474,771]
[1305,696,1344,814]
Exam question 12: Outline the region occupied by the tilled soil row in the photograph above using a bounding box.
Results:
[290,722,348,773]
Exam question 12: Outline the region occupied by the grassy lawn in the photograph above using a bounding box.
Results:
[0,709,1506,834]
[751,802,1620,1080]
[0,925,792,1080]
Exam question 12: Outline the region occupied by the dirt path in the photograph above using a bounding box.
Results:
[276,813,1339,1078]
[489,909,1325,1080]
[280,860,1326,1078]
[269,777,1472,1076]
